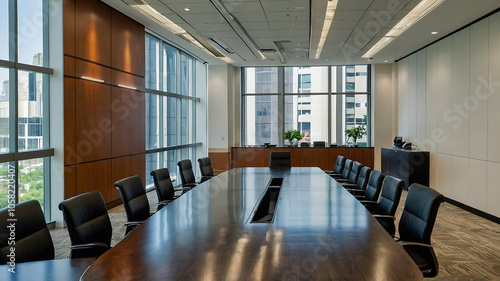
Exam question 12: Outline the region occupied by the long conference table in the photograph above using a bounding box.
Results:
[78,167,422,280]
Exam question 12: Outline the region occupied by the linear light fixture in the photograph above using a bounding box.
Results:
[362,0,445,59]
[312,0,339,60]
[117,84,137,90]
[209,0,266,60]
[125,0,234,63]
[274,41,289,64]
[80,76,104,83]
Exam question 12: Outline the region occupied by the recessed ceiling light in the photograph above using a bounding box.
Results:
[184,7,190,12]
[431,31,438,35]
[384,60,388,62]
[296,6,305,10]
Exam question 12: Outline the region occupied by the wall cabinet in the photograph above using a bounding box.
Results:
[381,147,429,189]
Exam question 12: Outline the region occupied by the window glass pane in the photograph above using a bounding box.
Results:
[181,99,193,144]
[342,65,368,93]
[180,53,194,96]
[145,93,159,149]
[0,68,9,153]
[145,34,160,90]
[18,70,44,151]
[145,152,160,189]
[244,95,279,146]
[18,0,45,66]
[0,162,13,209]
[164,97,177,147]
[18,158,45,209]
[164,150,178,183]
[284,66,328,93]
[244,67,279,94]
[163,44,177,93]
[285,95,328,145]
[0,1,9,61]
[343,94,369,146]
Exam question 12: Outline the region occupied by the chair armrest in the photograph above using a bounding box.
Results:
[70,242,109,251]
[125,221,144,227]
[358,200,378,212]
[341,183,357,187]
[158,200,173,207]
[182,183,197,188]
[336,178,349,183]
[347,189,364,195]
[397,241,433,248]
[373,215,396,237]
[353,194,367,200]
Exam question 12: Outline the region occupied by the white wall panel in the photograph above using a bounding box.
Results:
[451,28,470,157]
[415,51,427,149]
[487,161,500,217]
[469,159,487,212]
[436,153,452,196]
[407,55,417,142]
[398,59,409,138]
[469,20,489,160]
[488,13,500,163]
[437,38,453,155]
[451,156,469,204]
[425,44,438,154]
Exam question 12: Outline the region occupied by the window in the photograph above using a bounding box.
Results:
[145,33,205,188]
[242,65,370,147]
[0,0,53,217]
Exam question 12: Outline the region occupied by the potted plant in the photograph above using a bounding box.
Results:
[284,129,304,147]
[345,126,365,147]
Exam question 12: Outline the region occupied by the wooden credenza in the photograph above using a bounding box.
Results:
[381,147,429,189]
[231,147,374,170]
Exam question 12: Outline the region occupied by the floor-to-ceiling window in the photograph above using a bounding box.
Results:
[145,33,206,188]
[0,0,53,218]
[242,65,370,147]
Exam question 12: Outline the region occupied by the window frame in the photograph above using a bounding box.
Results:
[241,65,371,147]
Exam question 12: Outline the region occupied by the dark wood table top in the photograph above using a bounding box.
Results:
[0,258,94,281]
[81,167,422,280]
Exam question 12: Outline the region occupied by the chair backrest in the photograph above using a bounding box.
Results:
[269,151,291,167]
[198,157,214,177]
[300,142,309,147]
[354,166,372,191]
[364,170,385,202]
[341,159,353,179]
[178,159,196,185]
[399,184,444,244]
[0,200,54,263]
[333,155,345,174]
[313,141,325,147]
[150,168,175,201]
[377,176,404,216]
[58,191,112,256]
[348,161,363,184]
[114,176,151,221]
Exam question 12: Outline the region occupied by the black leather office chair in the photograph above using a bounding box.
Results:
[361,176,404,236]
[114,176,153,235]
[269,151,291,168]
[299,142,310,147]
[313,141,326,147]
[397,184,444,278]
[342,166,372,192]
[150,168,188,210]
[0,200,54,263]
[177,159,197,188]
[351,170,384,201]
[336,161,363,184]
[325,155,345,177]
[198,157,214,183]
[58,191,112,258]
[331,158,352,180]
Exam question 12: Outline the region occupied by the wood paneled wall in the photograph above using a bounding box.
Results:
[63,0,146,205]
[231,147,374,171]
